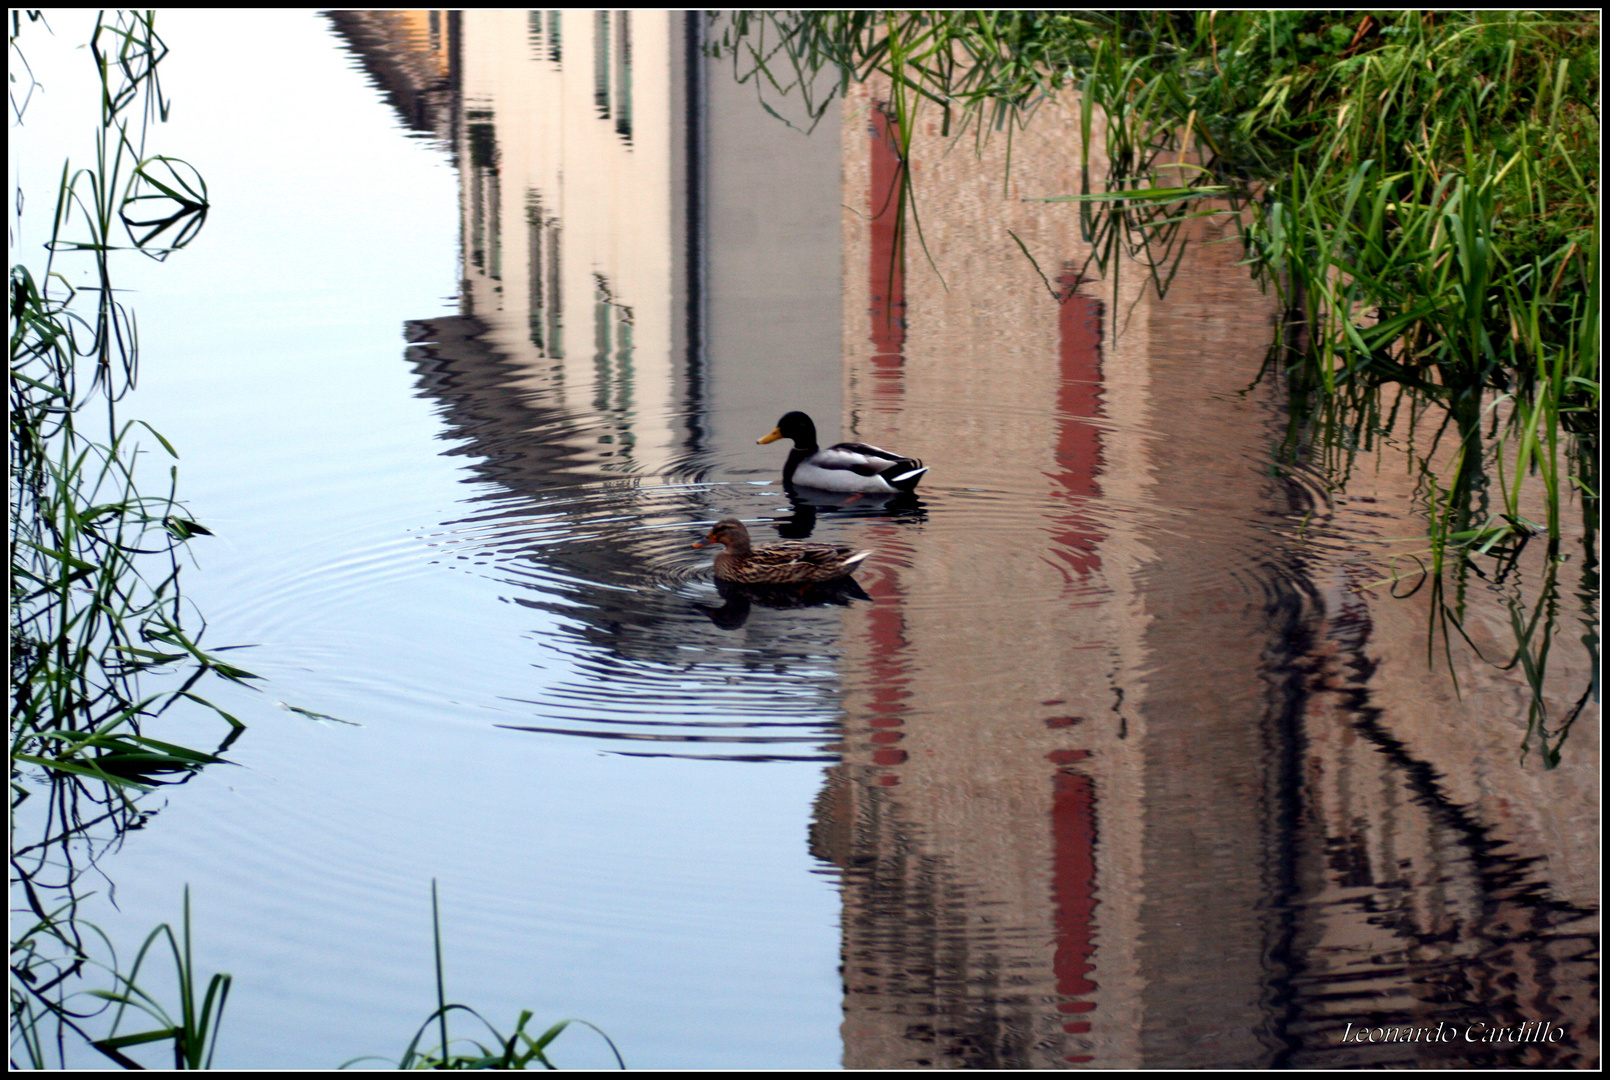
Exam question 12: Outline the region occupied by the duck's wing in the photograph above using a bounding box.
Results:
[757,543,872,569]
[816,441,920,476]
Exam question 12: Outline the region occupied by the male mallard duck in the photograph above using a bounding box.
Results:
[757,411,928,494]
[693,519,871,585]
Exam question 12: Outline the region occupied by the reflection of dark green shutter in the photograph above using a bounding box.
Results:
[466,117,488,271]
[614,12,632,143]
[526,11,543,60]
[526,191,546,353]
[593,11,611,120]
[467,120,500,281]
[547,223,563,359]
[468,122,497,169]
[593,276,613,416]
[615,309,635,452]
[524,189,563,359]
[590,276,635,458]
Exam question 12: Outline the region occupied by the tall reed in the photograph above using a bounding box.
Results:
[342,882,626,1071]
[10,10,249,1065]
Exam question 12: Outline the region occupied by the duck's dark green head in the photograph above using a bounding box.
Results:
[756,411,818,449]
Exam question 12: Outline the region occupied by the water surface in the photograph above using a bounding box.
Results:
[12,9,1596,1070]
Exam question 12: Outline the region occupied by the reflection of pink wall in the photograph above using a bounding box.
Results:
[838,74,1139,1067]
[834,58,1282,1066]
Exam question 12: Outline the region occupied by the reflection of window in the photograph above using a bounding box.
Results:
[526,190,563,359]
[613,12,632,143]
[527,10,562,65]
[591,11,632,145]
[466,109,501,282]
[592,274,636,457]
[593,11,610,120]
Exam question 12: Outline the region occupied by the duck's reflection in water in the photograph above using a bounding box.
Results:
[772,491,927,540]
[702,576,873,630]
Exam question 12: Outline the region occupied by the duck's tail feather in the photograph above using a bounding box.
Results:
[885,461,929,488]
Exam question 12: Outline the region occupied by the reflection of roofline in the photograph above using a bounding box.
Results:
[323,10,455,143]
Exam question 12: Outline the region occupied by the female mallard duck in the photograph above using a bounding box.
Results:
[757,411,928,494]
[694,519,871,585]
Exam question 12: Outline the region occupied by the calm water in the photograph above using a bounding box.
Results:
[12,10,1597,1070]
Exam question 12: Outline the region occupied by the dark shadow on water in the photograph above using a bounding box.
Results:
[702,575,872,630]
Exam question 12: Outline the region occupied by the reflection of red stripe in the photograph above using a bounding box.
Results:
[862,539,909,785]
[868,104,905,399]
[1051,274,1102,1061]
[860,105,910,785]
[1051,758,1098,1058]
[1052,275,1103,576]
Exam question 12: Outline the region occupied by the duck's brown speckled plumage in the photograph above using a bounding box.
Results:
[694,519,871,585]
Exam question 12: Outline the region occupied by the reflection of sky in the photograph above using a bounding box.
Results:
[12,10,840,1069]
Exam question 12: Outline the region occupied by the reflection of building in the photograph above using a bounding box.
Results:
[448,9,683,470]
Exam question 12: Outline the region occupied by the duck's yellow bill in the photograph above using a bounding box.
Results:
[757,428,783,445]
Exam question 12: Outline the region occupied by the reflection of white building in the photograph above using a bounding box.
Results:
[329,9,842,478]
[454,10,679,471]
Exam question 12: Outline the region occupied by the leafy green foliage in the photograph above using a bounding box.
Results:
[10,10,248,1067]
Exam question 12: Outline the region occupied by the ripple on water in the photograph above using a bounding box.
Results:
[414,480,863,760]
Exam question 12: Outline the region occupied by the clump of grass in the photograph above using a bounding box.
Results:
[343,882,626,1071]
[86,887,232,1070]
[11,887,232,1070]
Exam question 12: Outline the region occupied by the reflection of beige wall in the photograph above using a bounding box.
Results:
[455,10,680,472]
